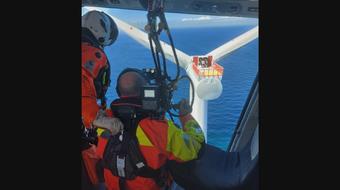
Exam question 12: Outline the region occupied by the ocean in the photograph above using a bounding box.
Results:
[104,24,258,151]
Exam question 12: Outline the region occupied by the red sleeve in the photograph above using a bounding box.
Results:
[82,73,99,128]
[96,136,109,159]
[82,97,99,128]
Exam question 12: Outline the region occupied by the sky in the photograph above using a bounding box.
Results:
[82,6,258,29]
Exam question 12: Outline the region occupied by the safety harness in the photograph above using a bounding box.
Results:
[103,98,169,190]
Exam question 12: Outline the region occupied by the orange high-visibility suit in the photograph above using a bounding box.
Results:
[82,42,110,187]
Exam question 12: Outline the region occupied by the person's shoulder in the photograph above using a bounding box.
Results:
[139,117,169,128]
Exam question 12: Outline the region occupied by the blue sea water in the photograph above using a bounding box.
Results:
[104,25,258,151]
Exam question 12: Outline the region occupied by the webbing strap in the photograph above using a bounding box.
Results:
[119,177,126,190]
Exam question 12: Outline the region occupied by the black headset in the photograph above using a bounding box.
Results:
[115,68,150,97]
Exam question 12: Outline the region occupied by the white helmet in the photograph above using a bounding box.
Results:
[82,10,118,47]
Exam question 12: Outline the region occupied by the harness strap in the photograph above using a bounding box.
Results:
[119,177,126,190]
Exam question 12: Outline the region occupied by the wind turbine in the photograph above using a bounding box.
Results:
[110,15,258,141]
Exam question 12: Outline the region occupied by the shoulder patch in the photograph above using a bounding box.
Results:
[84,60,94,73]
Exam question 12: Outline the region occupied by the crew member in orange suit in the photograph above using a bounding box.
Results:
[81,10,120,190]
[96,69,205,190]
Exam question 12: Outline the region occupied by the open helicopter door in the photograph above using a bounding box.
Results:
[168,74,258,190]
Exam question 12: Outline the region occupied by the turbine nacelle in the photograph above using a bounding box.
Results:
[187,55,223,100]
